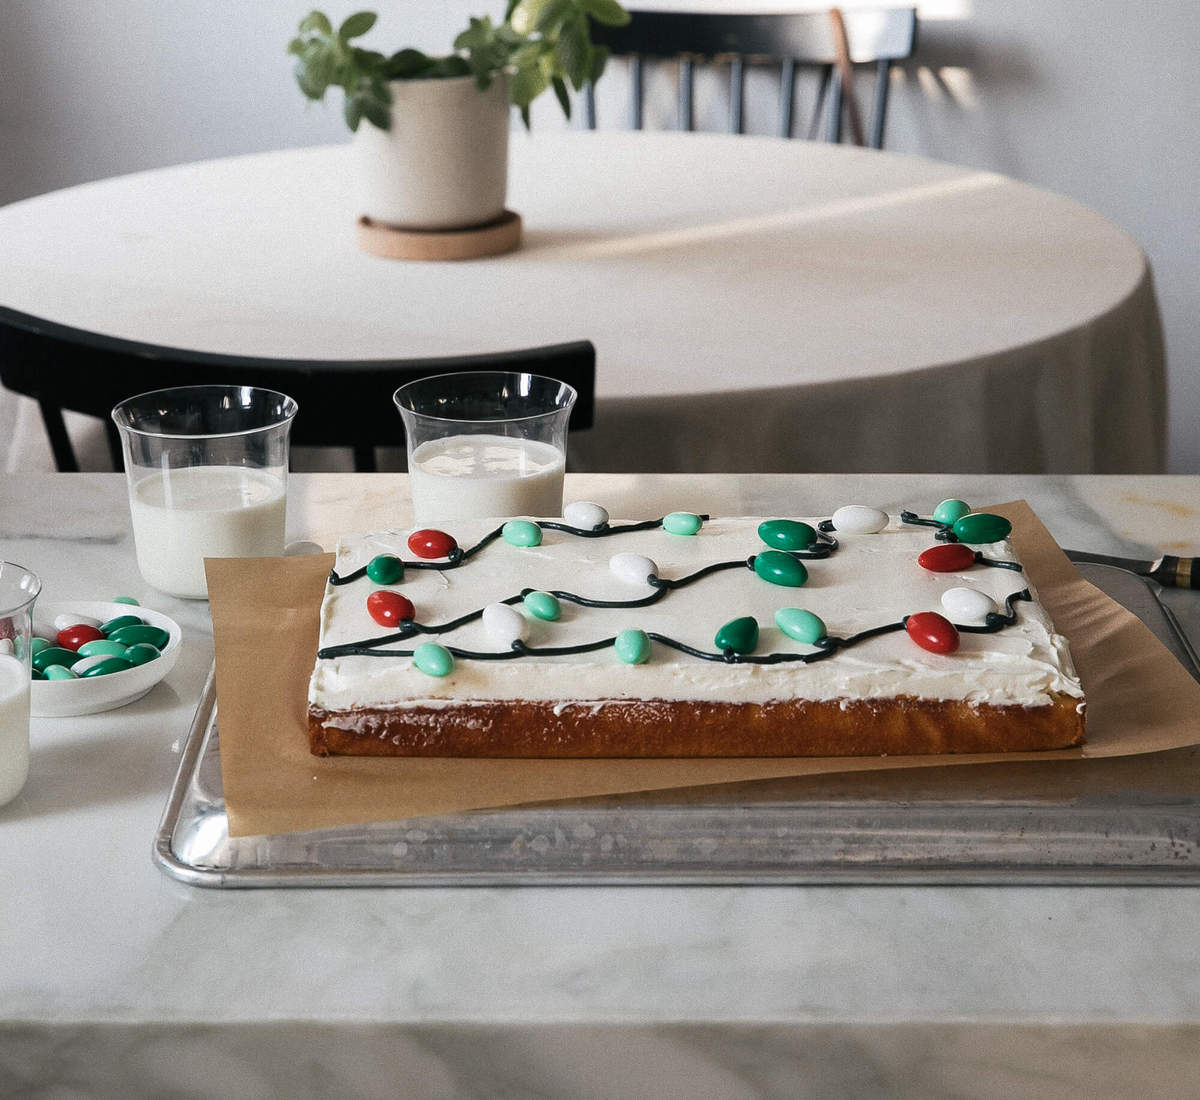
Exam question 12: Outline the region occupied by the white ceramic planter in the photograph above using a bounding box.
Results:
[354,74,510,231]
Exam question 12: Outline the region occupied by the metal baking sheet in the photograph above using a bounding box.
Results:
[153,564,1200,887]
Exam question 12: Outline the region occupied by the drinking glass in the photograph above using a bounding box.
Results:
[394,372,577,523]
[0,562,41,808]
[112,386,298,599]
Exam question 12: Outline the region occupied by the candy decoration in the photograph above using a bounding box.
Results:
[99,614,143,635]
[80,656,135,677]
[413,642,454,677]
[365,554,405,585]
[33,647,82,674]
[905,612,960,654]
[29,637,50,657]
[614,628,651,664]
[918,544,977,573]
[775,608,826,644]
[714,616,759,654]
[44,665,77,681]
[124,643,161,667]
[610,552,658,586]
[54,613,101,632]
[830,505,889,534]
[483,602,529,647]
[564,501,609,530]
[112,597,140,605]
[523,591,562,621]
[933,499,971,525]
[0,639,11,657]
[753,550,809,588]
[107,624,170,649]
[407,529,457,559]
[501,520,543,548]
[757,519,817,551]
[31,668,45,681]
[663,511,703,536]
[940,587,999,623]
[366,590,415,627]
[76,639,129,659]
[56,624,106,652]
[951,513,1013,545]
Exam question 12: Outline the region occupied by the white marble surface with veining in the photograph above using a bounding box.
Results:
[2,473,1199,1098]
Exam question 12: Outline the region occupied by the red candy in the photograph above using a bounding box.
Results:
[367,590,415,628]
[905,612,960,655]
[56,624,106,652]
[407,528,457,559]
[917,544,976,573]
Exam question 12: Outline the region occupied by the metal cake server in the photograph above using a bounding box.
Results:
[1065,550,1198,588]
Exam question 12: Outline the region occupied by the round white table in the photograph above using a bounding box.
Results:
[0,132,1166,473]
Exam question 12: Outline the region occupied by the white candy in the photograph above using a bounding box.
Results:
[941,586,999,623]
[70,654,112,675]
[831,505,889,534]
[54,613,102,632]
[0,639,12,656]
[610,552,659,586]
[482,602,529,647]
[564,501,609,530]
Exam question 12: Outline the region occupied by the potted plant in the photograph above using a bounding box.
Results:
[288,1,630,233]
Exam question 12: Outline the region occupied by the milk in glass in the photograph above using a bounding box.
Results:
[0,653,30,807]
[409,433,565,522]
[130,465,287,598]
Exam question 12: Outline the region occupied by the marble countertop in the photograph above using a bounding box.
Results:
[3,473,1199,1098]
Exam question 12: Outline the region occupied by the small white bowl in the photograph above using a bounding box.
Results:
[31,602,182,717]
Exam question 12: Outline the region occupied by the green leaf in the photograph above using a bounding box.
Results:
[579,0,630,26]
[551,75,572,118]
[555,16,591,89]
[510,60,549,108]
[385,47,434,79]
[338,11,377,41]
[294,61,326,101]
[534,0,573,34]
[360,96,390,130]
[344,95,364,131]
[433,55,472,78]
[298,10,333,35]
[588,42,610,83]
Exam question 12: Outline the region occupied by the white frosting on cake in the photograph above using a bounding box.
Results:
[307,516,1084,713]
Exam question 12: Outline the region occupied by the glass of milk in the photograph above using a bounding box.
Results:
[112,386,298,599]
[394,372,577,523]
[0,562,41,809]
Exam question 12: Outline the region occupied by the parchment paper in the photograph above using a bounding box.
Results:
[207,502,1200,837]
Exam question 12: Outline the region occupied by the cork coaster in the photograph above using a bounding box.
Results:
[356,209,522,261]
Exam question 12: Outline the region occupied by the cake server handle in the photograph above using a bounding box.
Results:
[1066,550,1200,588]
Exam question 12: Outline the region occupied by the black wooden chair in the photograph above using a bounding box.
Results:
[0,307,595,472]
[584,8,917,149]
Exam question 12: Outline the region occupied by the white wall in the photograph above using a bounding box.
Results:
[1,0,1197,470]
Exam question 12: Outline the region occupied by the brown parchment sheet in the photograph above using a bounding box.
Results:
[207,501,1200,837]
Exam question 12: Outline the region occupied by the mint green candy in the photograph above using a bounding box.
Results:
[31,668,45,681]
[523,591,561,621]
[107,624,170,649]
[753,550,808,588]
[112,596,140,605]
[44,665,79,681]
[80,656,135,678]
[413,642,454,677]
[29,637,51,657]
[100,614,143,636]
[951,512,1012,544]
[614,628,651,664]
[365,554,404,585]
[124,643,161,666]
[77,639,129,659]
[714,616,759,654]
[663,512,702,536]
[502,520,543,548]
[33,647,82,673]
[757,519,816,551]
[775,608,826,644]
[933,499,971,525]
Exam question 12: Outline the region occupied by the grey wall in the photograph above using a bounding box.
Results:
[2,0,1197,470]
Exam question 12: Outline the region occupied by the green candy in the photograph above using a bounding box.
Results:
[775,608,826,644]
[44,665,79,681]
[757,519,816,551]
[33,647,82,673]
[502,520,543,548]
[107,624,170,649]
[80,656,135,678]
[29,637,51,657]
[753,550,809,588]
[413,642,454,677]
[663,512,702,536]
[31,668,45,681]
[523,591,561,621]
[714,616,759,654]
[951,512,1012,544]
[365,554,404,585]
[614,628,651,664]
[112,596,140,605]
[77,639,129,659]
[99,614,143,636]
[124,643,161,667]
[933,499,971,525]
